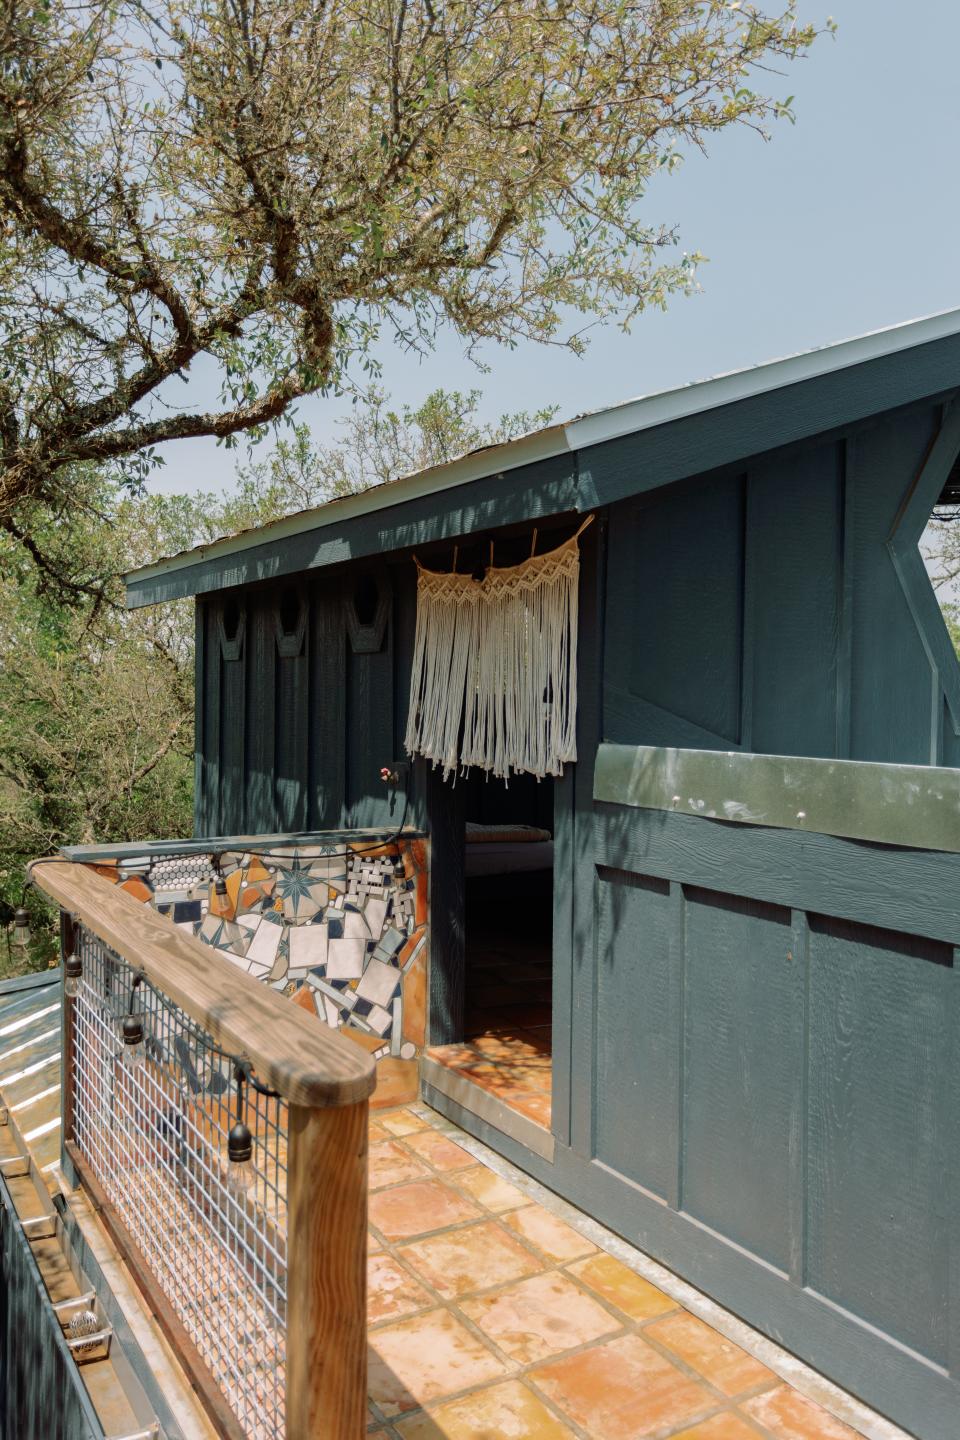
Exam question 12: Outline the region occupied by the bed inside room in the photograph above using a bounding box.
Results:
[429,769,555,1131]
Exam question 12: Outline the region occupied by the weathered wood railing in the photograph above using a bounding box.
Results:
[32,860,376,1440]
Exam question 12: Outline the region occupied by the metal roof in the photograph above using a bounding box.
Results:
[126,305,960,594]
[0,970,62,1179]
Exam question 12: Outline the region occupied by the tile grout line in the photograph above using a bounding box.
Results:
[399,1101,913,1440]
[369,1120,791,1440]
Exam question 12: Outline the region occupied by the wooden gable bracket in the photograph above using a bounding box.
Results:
[343,570,391,654]
[216,596,246,662]
[274,582,308,658]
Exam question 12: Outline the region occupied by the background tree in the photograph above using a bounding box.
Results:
[0,0,825,589]
[0,387,554,972]
[924,509,960,657]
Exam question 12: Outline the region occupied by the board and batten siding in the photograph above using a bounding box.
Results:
[601,394,960,767]
[195,561,417,837]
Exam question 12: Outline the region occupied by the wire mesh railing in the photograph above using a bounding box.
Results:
[71,924,288,1439]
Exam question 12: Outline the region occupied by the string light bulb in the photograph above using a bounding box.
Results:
[121,1013,145,1068]
[64,952,83,999]
[227,1064,256,1201]
[210,869,231,918]
[12,905,30,949]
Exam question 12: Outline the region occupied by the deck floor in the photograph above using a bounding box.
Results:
[366,1104,894,1440]
[427,926,554,1129]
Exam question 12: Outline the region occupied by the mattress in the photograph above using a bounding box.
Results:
[465,839,554,878]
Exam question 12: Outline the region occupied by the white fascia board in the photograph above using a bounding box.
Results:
[564,305,960,451]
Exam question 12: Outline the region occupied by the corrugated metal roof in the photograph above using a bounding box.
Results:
[125,304,960,591]
[0,971,62,1179]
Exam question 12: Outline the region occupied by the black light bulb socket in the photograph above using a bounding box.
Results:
[13,906,28,929]
[213,875,228,897]
[65,953,82,980]
[122,1014,144,1047]
[228,1120,253,1164]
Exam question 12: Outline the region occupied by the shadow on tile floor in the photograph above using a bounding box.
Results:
[363,1106,888,1440]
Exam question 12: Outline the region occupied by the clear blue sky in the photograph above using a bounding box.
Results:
[156,0,960,494]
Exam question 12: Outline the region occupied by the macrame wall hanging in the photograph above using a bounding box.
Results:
[404,517,593,782]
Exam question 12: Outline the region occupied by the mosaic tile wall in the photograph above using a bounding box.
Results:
[84,838,429,1105]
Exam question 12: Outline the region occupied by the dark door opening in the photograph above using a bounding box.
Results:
[429,770,554,1132]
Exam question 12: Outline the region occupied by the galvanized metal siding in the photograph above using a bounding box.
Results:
[195,569,405,836]
[0,1185,102,1440]
[601,397,960,765]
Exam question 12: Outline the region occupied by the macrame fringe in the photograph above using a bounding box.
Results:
[404,522,590,782]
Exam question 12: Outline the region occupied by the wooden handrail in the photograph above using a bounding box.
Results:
[31,860,375,1109]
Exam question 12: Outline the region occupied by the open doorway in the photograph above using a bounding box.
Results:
[428,770,554,1132]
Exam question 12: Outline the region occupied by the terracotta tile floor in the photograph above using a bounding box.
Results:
[366,1105,879,1440]
[426,1024,553,1130]
[427,926,555,1128]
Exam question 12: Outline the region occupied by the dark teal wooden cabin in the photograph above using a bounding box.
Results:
[127,310,960,1440]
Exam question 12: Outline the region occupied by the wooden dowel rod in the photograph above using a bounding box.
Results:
[286,1100,368,1439]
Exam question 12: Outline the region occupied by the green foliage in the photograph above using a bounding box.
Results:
[0,387,554,970]
[0,0,827,585]
[923,517,960,657]
[216,387,560,531]
[0,467,200,967]
[942,601,960,658]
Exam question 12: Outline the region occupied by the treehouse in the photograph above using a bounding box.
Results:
[5,308,960,1440]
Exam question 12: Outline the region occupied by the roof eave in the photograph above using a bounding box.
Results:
[124,304,960,603]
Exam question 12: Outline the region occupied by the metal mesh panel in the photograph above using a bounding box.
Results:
[71,925,287,1439]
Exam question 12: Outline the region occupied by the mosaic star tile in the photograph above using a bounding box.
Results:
[127,839,428,1103]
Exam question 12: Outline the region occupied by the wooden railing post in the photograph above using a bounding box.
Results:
[286,1098,369,1440]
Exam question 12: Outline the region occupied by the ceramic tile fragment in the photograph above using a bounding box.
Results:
[288,925,328,970]
[245,914,284,968]
[357,959,401,1008]
[327,938,366,980]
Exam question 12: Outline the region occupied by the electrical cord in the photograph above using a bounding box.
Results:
[113,965,283,1099]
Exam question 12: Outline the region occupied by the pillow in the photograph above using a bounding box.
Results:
[465,822,552,844]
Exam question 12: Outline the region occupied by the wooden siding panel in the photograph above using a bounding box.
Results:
[219,614,246,834]
[680,887,800,1273]
[557,796,960,1440]
[746,446,842,757]
[806,914,952,1366]
[198,599,221,835]
[274,628,309,833]
[604,474,744,748]
[600,401,960,768]
[308,583,346,829]
[245,595,277,833]
[344,628,394,829]
[594,867,678,1202]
